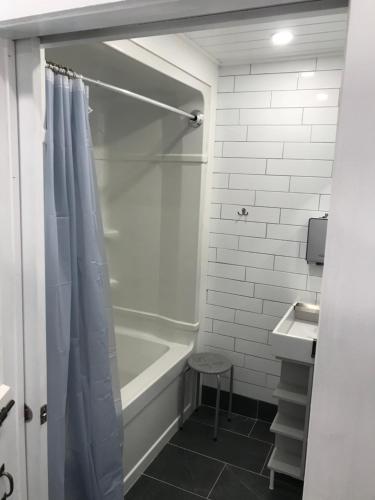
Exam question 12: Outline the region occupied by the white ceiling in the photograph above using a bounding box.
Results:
[184,11,348,66]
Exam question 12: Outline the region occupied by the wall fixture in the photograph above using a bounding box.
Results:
[237,208,249,216]
[271,30,294,46]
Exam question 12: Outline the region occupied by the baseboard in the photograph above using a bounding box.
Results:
[123,403,193,494]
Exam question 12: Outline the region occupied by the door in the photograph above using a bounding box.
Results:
[0,38,27,500]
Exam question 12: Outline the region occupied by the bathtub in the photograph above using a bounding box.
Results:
[114,309,196,493]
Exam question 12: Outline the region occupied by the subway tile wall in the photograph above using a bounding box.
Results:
[200,55,344,403]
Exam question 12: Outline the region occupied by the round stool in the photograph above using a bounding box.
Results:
[180,352,234,440]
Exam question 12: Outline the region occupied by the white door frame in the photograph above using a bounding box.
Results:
[0,38,27,500]
[15,38,48,500]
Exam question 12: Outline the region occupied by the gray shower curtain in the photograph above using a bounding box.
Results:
[44,68,123,500]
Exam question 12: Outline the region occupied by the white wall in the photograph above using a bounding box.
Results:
[200,55,343,403]
[304,1,375,498]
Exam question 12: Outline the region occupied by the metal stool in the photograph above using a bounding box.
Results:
[180,352,234,440]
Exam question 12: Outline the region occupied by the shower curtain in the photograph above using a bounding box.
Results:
[44,68,124,500]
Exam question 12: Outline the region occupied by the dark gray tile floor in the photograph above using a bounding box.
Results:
[125,405,303,500]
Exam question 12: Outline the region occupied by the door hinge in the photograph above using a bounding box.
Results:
[24,404,33,423]
[40,404,47,425]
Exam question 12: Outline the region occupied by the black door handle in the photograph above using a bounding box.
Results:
[0,401,15,427]
[0,464,14,499]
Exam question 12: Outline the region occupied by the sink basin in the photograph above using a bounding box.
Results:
[270,302,319,364]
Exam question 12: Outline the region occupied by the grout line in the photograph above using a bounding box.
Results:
[168,442,274,482]
[259,443,274,477]
[169,442,226,465]
[206,463,226,499]
[189,413,275,446]
[247,418,257,437]
[189,416,252,439]
[143,473,206,499]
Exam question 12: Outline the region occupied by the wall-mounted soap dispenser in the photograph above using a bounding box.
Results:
[306,214,328,265]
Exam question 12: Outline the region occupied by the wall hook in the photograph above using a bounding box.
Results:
[237,208,249,216]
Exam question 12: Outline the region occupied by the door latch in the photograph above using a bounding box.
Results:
[0,401,15,428]
[0,463,14,499]
[40,404,47,425]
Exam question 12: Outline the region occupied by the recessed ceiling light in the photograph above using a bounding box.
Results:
[301,72,315,78]
[271,30,294,46]
[316,93,329,101]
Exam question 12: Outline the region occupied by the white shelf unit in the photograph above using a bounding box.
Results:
[268,446,302,480]
[268,359,314,489]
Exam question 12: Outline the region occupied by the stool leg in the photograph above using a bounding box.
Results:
[228,365,234,422]
[269,469,275,490]
[214,374,221,441]
[195,371,201,411]
[180,366,188,429]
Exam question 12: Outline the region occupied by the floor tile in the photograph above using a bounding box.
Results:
[125,475,203,500]
[258,401,277,423]
[209,464,303,500]
[145,444,223,497]
[261,450,271,478]
[250,420,275,444]
[202,385,258,418]
[190,405,255,436]
[171,420,271,474]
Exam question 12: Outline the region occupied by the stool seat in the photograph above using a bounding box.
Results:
[187,352,232,375]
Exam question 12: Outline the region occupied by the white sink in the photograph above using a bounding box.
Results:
[270,302,319,364]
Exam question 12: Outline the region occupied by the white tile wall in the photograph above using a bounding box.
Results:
[311,125,337,142]
[223,141,283,158]
[247,124,311,142]
[219,64,251,76]
[216,109,240,125]
[267,159,333,177]
[303,107,338,124]
[297,70,342,89]
[251,59,316,74]
[215,125,247,141]
[240,108,303,125]
[214,157,266,174]
[271,89,339,107]
[283,142,336,160]
[217,92,271,109]
[234,73,298,91]
[201,56,342,404]
[218,76,234,92]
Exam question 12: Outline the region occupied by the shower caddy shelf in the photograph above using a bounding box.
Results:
[267,302,319,490]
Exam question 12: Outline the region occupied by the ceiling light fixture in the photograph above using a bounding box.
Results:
[317,93,329,101]
[271,30,294,46]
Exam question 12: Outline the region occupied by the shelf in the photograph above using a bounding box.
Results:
[274,382,308,406]
[267,447,302,479]
[271,412,305,441]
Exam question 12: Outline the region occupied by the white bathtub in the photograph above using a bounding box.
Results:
[114,311,195,493]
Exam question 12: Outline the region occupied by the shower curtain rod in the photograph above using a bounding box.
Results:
[46,61,204,128]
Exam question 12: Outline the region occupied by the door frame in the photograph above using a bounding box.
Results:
[15,38,48,500]
[0,38,27,500]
